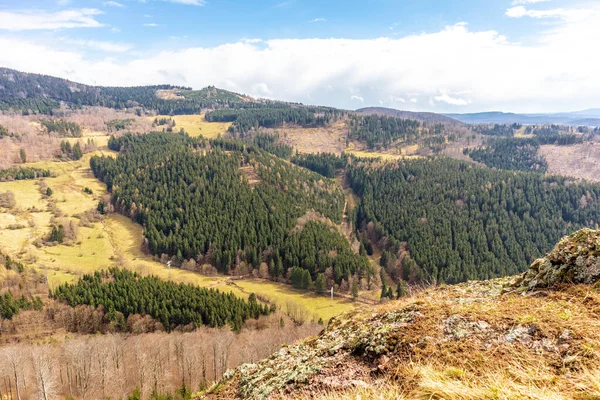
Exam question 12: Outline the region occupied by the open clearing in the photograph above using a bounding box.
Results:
[540,142,600,182]
[150,114,232,138]
[277,120,348,155]
[0,141,359,321]
[233,280,355,322]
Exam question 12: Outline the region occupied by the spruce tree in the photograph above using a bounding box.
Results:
[351,279,359,300]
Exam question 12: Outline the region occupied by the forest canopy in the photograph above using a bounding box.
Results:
[52,268,269,332]
[91,132,370,286]
[347,157,600,284]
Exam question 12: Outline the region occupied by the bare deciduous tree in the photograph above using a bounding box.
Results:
[31,346,57,400]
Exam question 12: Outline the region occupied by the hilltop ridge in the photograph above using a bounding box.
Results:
[356,106,462,125]
[203,229,600,399]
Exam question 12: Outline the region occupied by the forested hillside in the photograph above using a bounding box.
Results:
[347,157,600,284]
[357,107,461,125]
[205,106,343,136]
[466,135,584,172]
[91,132,371,287]
[290,152,347,178]
[0,68,251,114]
[466,137,547,172]
[348,114,421,149]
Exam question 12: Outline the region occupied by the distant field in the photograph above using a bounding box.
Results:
[234,279,356,322]
[149,114,231,138]
[345,140,423,160]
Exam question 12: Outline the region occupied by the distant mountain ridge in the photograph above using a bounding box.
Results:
[356,106,462,125]
[0,67,254,114]
[446,110,600,126]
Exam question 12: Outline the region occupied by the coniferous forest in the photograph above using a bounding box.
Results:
[466,137,548,172]
[348,157,600,284]
[0,167,51,181]
[205,106,342,136]
[52,268,270,332]
[290,152,347,178]
[91,132,371,285]
[348,114,421,149]
[466,135,584,172]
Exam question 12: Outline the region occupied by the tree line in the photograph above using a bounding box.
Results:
[466,135,583,172]
[347,114,421,149]
[52,268,270,332]
[41,119,82,137]
[205,106,342,136]
[466,137,547,172]
[472,123,521,137]
[291,152,347,178]
[0,167,50,181]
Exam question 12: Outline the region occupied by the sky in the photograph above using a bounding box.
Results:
[0,0,599,113]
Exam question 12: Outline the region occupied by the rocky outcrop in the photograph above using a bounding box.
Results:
[202,231,600,400]
[514,229,600,290]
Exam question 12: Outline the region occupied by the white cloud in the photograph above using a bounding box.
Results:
[2,4,600,113]
[350,95,364,102]
[111,27,121,33]
[241,38,262,44]
[434,93,470,106]
[310,18,327,23]
[64,38,133,53]
[506,6,570,18]
[0,9,104,31]
[103,1,126,7]
[143,23,158,27]
[389,95,406,103]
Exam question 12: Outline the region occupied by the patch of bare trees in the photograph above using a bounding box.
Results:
[0,313,320,399]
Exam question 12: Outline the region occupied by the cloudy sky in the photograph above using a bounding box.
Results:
[0,0,598,113]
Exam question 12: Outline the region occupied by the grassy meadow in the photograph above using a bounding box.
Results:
[149,114,232,138]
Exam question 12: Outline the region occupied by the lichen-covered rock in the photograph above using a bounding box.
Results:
[514,229,600,290]
[203,305,423,400]
[443,315,490,340]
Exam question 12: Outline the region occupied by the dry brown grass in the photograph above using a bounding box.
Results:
[239,165,262,187]
[156,89,185,100]
[205,278,600,400]
[540,141,600,182]
[276,120,348,155]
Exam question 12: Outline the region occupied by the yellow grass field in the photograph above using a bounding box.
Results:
[345,141,422,160]
[149,114,231,138]
[234,280,356,321]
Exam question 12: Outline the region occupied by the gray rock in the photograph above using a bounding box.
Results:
[514,229,600,290]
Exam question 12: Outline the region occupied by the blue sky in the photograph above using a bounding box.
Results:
[0,0,545,52]
[0,0,598,113]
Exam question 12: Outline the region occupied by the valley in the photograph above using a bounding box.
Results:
[0,145,358,321]
[1,67,600,400]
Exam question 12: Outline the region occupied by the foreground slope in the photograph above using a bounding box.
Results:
[203,229,600,399]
